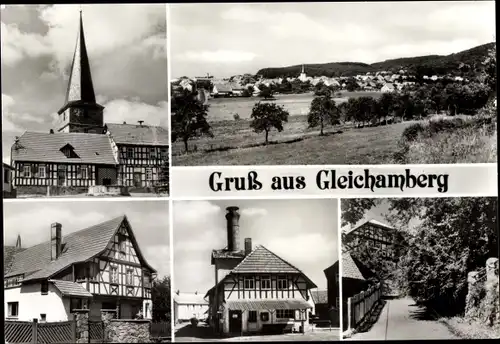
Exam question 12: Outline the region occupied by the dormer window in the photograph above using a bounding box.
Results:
[60,144,79,159]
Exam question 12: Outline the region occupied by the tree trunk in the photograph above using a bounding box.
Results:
[320,118,324,136]
[183,138,189,153]
[265,130,269,145]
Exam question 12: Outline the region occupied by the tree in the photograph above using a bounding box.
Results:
[308,94,339,135]
[171,88,213,153]
[341,198,381,227]
[387,197,498,315]
[250,102,290,145]
[377,93,395,124]
[259,85,274,100]
[152,275,171,322]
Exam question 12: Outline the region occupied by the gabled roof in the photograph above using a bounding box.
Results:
[310,289,328,305]
[232,245,316,288]
[11,131,116,165]
[5,215,156,282]
[3,162,14,170]
[106,123,169,146]
[213,83,232,93]
[344,219,395,236]
[342,252,377,281]
[4,246,26,275]
[174,292,208,305]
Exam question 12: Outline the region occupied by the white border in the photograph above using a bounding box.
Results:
[338,198,344,340]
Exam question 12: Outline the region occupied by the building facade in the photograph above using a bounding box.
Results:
[174,291,209,323]
[10,12,168,196]
[205,207,316,336]
[4,215,156,322]
[3,162,15,198]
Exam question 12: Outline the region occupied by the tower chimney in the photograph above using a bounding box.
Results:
[49,129,54,134]
[15,234,22,249]
[225,206,240,252]
[244,238,252,256]
[51,223,63,261]
[138,120,144,127]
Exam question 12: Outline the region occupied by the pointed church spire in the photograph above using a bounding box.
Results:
[302,64,305,73]
[15,234,21,249]
[58,9,98,114]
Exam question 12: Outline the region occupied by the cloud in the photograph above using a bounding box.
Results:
[144,245,170,275]
[241,207,267,217]
[265,233,336,265]
[102,99,168,127]
[179,50,258,63]
[174,201,221,227]
[0,22,52,66]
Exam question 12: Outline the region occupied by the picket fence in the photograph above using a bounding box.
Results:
[346,282,382,331]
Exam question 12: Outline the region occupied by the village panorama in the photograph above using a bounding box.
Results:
[171,43,497,166]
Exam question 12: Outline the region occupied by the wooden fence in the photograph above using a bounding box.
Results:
[89,320,104,342]
[151,321,171,340]
[5,319,75,344]
[346,282,382,332]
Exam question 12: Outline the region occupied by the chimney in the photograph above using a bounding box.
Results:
[15,234,22,249]
[49,129,54,134]
[244,238,252,256]
[138,120,144,127]
[225,206,240,252]
[50,223,62,261]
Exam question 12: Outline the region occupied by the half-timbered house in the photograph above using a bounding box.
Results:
[4,215,156,322]
[205,207,316,336]
[9,11,168,196]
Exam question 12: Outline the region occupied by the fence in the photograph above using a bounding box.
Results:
[346,282,382,332]
[5,319,75,344]
[89,320,104,342]
[151,321,171,340]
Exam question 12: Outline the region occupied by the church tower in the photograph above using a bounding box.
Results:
[57,10,105,134]
[299,64,307,82]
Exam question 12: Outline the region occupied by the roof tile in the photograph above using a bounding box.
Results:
[51,280,93,297]
[106,123,169,146]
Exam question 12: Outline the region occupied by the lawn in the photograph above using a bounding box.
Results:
[172,120,414,166]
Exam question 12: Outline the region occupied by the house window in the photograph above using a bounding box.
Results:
[295,310,306,320]
[110,266,119,284]
[8,302,19,318]
[146,168,153,181]
[41,280,49,295]
[261,276,271,290]
[23,165,31,178]
[81,166,88,179]
[144,272,151,288]
[160,149,168,160]
[38,165,46,178]
[277,277,288,290]
[260,312,269,322]
[127,148,134,159]
[276,309,295,319]
[149,148,156,159]
[71,298,88,311]
[40,314,47,322]
[248,311,257,323]
[244,277,255,289]
[126,269,133,285]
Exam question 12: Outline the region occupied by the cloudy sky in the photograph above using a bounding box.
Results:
[171,1,495,79]
[173,199,338,294]
[3,200,170,278]
[1,4,167,163]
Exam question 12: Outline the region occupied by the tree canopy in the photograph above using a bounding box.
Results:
[250,102,290,145]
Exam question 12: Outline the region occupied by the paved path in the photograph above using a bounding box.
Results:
[350,297,459,340]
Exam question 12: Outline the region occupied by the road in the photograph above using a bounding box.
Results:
[349,297,459,340]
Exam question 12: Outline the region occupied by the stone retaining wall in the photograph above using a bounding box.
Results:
[88,185,129,196]
[108,319,151,343]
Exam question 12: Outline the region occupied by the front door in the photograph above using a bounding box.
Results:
[229,310,242,334]
[57,166,67,186]
[133,172,142,187]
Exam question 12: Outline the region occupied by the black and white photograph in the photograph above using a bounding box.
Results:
[3,200,172,343]
[172,200,340,341]
[1,4,169,198]
[340,197,499,340]
[170,1,496,166]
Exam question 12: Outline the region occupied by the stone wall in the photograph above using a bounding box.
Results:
[465,257,499,325]
[88,185,129,196]
[74,309,90,344]
[16,185,87,197]
[107,319,151,343]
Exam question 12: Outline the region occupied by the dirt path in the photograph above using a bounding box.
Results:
[350,297,459,340]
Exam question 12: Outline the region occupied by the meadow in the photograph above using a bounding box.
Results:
[172,91,497,166]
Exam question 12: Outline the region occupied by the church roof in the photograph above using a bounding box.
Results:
[59,11,100,114]
[106,123,169,146]
[5,215,156,282]
[11,131,117,165]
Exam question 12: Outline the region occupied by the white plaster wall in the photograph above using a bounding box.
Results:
[4,284,69,322]
[176,304,208,320]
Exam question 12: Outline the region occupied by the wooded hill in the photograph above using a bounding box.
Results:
[257,42,495,78]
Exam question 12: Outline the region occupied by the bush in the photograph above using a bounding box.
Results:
[190,317,199,327]
[233,113,240,121]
